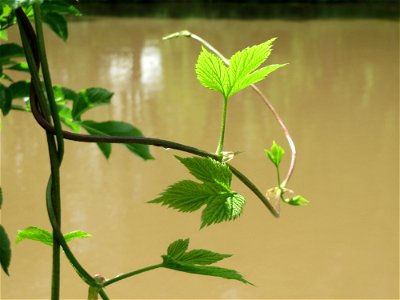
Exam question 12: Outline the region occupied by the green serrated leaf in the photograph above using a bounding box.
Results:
[80,120,153,160]
[265,141,285,167]
[179,249,232,265]
[195,47,229,98]
[148,180,214,212]
[152,156,245,227]
[166,239,189,259]
[176,156,232,188]
[64,230,92,243]
[42,12,68,41]
[201,193,245,228]
[161,238,251,284]
[196,39,286,99]
[16,226,53,246]
[72,87,113,120]
[0,225,11,275]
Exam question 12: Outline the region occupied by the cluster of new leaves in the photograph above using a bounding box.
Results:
[149,156,245,228]
[195,38,287,100]
[161,238,251,284]
[265,141,309,206]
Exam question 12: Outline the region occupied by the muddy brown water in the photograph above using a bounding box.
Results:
[1,16,398,299]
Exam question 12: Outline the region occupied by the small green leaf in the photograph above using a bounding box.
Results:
[0,225,11,275]
[64,230,92,243]
[81,120,154,160]
[42,12,68,41]
[286,195,309,206]
[167,238,189,259]
[16,226,53,246]
[179,249,231,265]
[72,87,113,120]
[162,239,251,284]
[176,156,232,188]
[16,227,92,246]
[265,141,285,167]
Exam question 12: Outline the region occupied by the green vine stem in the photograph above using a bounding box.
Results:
[216,97,229,156]
[164,30,296,188]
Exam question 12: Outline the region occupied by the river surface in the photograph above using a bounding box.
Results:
[1,15,398,299]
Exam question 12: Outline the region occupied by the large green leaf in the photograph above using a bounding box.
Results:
[161,239,251,284]
[0,225,11,275]
[80,120,154,160]
[42,12,67,41]
[195,39,287,99]
[72,88,113,121]
[150,156,245,228]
